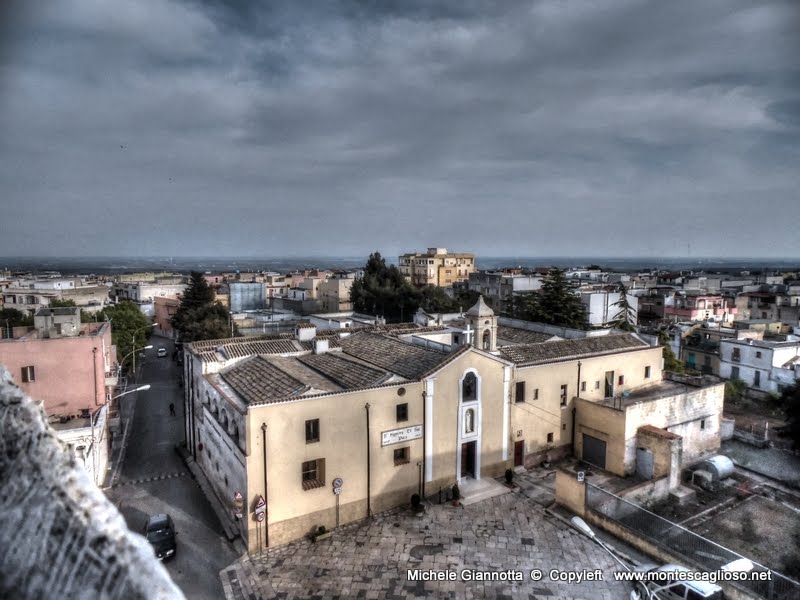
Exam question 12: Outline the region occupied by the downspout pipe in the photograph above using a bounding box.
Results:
[421,390,427,498]
[573,361,581,456]
[261,422,269,549]
[365,403,372,518]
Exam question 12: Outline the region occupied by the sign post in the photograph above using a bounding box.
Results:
[332,478,343,527]
[233,490,244,519]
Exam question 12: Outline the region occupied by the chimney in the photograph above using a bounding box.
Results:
[314,339,329,354]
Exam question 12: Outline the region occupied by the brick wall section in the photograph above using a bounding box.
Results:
[0,367,184,600]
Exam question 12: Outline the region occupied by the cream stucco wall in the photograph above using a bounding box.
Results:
[510,346,663,465]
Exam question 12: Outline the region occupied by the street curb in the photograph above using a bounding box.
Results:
[175,444,247,554]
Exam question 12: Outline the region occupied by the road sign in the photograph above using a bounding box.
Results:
[256,511,265,522]
[577,471,585,482]
[333,487,342,495]
[255,495,266,514]
[332,478,343,488]
[233,490,244,510]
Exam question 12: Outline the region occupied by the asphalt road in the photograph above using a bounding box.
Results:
[105,337,239,600]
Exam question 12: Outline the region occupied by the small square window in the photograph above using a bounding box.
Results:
[755,351,762,359]
[547,432,554,443]
[396,403,408,422]
[393,447,410,466]
[305,419,320,443]
[302,458,325,490]
[21,365,35,383]
[580,381,586,392]
[644,366,651,379]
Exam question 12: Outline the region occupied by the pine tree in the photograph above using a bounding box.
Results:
[607,283,636,331]
[536,269,588,329]
[172,271,236,341]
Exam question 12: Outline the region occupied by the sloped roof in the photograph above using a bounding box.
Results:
[220,356,310,404]
[221,339,304,359]
[496,326,555,345]
[499,334,650,366]
[339,332,449,380]
[297,353,391,389]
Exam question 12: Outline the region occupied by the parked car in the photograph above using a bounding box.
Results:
[143,514,176,560]
[157,347,167,358]
[630,563,722,600]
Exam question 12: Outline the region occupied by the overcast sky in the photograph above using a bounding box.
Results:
[1,1,798,260]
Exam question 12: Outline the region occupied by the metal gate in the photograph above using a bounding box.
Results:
[582,434,607,469]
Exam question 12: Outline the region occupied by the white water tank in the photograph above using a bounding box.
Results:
[703,455,735,481]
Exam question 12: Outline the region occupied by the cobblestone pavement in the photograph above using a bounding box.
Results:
[222,475,632,600]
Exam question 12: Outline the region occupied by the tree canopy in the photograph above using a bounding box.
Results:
[349,252,486,322]
[0,307,33,337]
[505,269,587,329]
[172,271,237,342]
[607,283,636,331]
[97,301,152,366]
[658,330,684,373]
[779,383,800,451]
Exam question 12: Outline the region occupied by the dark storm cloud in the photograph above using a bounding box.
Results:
[1,0,799,259]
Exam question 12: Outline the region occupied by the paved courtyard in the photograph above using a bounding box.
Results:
[221,472,632,600]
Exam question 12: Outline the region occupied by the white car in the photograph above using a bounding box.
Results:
[630,564,723,600]
[157,347,167,358]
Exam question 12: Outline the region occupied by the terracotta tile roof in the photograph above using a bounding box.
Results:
[298,337,342,351]
[297,353,391,389]
[496,326,555,345]
[221,339,304,359]
[221,356,310,404]
[188,333,292,352]
[340,332,448,380]
[499,334,650,366]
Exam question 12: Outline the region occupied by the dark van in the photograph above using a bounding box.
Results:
[143,514,177,560]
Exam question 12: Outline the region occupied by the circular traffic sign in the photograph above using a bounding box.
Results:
[332,477,343,488]
[256,511,265,522]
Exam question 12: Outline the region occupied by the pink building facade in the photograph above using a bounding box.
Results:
[0,321,117,418]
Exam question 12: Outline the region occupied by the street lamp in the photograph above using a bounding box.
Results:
[120,345,153,380]
[570,517,633,573]
[130,323,156,380]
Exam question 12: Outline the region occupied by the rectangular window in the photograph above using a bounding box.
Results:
[753,371,761,388]
[755,351,762,359]
[732,347,741,362]
[533,388,539,400]
[560,384,568,406]
[547,432,554,444]
[21,365,35,383]
[515,381,525,403]
[618,375,624,386]
[700,419,706,430]
[393,447,410,466]
[396,403,408,422]
[731,366,740,379]
[301,458,325,490]
[580,381,586,392]
[644,366,651,379]
[305,419,320,443]
[595,381,600,390]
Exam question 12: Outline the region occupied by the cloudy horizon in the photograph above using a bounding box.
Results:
[1,1,799,259]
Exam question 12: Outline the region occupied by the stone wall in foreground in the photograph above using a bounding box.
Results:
[0,367,185,600]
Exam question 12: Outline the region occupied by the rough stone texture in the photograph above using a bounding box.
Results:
[0,367,185,600]
[223,471,630,599]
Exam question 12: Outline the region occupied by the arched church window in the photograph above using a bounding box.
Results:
[462,372,477,401]
[483,330,491,350]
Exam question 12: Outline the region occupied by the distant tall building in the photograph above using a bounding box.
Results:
[398,247,476,287]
